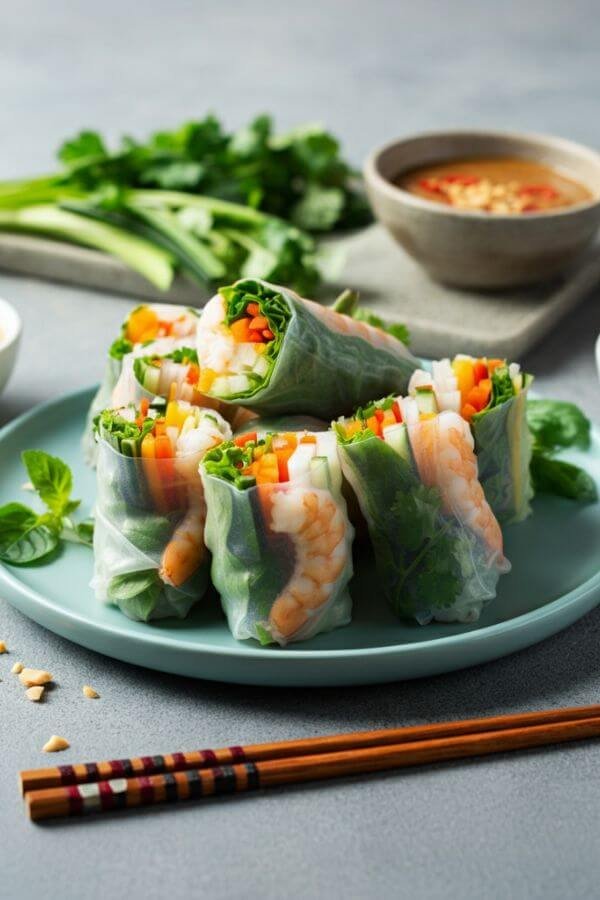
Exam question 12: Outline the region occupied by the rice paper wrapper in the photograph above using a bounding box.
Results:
[209,279,420,418]
[472,376,534,524]
[202,473,354,645]
[92,440,209,621]
[233,414,329,437]
[82,357,122,467]
[339,432,505,625]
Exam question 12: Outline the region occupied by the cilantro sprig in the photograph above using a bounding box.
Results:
[0,451,93,566]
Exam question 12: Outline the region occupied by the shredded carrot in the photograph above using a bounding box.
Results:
[246,302,260,317]
[230,318,253,342]
[391,400,402,422]
[234,432,257,447]
[473,360,489,385]
[300,434,317,444]
[249,316,269,331]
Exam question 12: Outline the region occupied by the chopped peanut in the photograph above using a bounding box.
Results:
[19,668,53,687]
[0,641,7,654]
[11,661,23,674]
[26,686,44,702]
[82,685,100,699]
[42,735,70,753]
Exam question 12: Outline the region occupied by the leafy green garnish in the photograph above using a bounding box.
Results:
[530,454,597,503]
[0,452,92,566]
[524,398,596,503]
[0,114,369,294]
[22,450,80,517]
[527,399,591,453]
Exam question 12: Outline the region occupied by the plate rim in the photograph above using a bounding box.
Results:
[1,384,600,665]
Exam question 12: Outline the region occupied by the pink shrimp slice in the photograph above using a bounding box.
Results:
[409,411,508,569]
[263,486,351,643]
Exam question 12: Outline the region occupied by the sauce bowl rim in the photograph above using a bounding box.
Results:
[364,128,600,221]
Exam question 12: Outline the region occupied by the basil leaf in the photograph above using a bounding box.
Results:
[0,502,58,565]
[108,569,163,621]
[527,399,591,453]
[530,452,598,503]
[21,450,74,517]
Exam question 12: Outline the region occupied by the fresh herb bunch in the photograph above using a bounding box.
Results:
[526,399,597,503]
[0,115,371,295]
[0,451,93,565]
[55,115,370,231]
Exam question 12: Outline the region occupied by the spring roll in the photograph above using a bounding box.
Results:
[83,303,200,466]
[336,391,510,624]
[92,398,231,621]
[201,430,354,645]
[408,356,534,524]
[196,278,419,418]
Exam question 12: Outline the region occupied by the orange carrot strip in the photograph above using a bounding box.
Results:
[141,433,167,513]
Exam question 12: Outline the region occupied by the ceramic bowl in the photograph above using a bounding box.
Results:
[0,298,21,396]
[364,130,600,289]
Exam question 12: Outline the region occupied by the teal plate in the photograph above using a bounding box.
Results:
[1,387,599,687]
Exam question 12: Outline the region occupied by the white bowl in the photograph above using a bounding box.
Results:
[596,333,600,383]
[0,297,21,396]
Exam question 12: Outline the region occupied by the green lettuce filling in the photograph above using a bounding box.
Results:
[94,407,155,455]
[218,279,292,398]
[203,439,265,489]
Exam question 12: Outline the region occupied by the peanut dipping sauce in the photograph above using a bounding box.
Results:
[395,157,594,214]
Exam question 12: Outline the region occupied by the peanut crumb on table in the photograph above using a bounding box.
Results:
[82,685,100,699]
[42,735,70,753]
[0,641,7,654]
[26,686,44,702]
[11,661,24,674]
[18,668,53,687]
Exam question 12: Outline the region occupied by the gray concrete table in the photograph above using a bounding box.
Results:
[2,2,600,898]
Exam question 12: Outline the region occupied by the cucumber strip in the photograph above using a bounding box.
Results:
[125,202,226,283]
[129,189,266,226]
[0,204,173,290]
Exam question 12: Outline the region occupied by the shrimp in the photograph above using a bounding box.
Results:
[409,410,509,572]
[265,487,351,643]
[302,297,412,357]
[160,490,207,587]
[160,408,231,587]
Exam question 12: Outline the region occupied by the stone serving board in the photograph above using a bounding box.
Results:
[0,225,599,358]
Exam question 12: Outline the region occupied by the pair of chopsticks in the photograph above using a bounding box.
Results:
[21,703,600,822]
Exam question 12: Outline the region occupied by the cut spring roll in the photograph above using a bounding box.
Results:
[83,303,200,466]
[335,391,510,624]
[196,278,420,417]
[201,430,354,645]
[408,356,534,524]
[92,398,231,621]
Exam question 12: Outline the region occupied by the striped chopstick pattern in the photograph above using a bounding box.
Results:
[20,703,600,795]
[27,763,261,819]
[24,746,248,793]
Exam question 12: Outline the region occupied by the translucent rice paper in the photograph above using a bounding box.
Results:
[82,303,199,468]
[92,409,230,621]
[233,414,329,437]
[201,458,354,646]
[338,414,510,625]
[472,375,534,524]
[199,278,420,418]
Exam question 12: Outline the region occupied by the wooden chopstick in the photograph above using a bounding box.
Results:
[20,703,600,795]
[23,708,600,821]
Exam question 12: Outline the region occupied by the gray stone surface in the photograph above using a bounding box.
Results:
[1,1,600,898]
